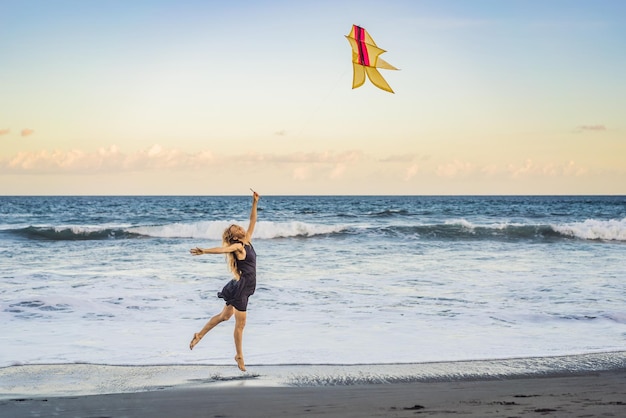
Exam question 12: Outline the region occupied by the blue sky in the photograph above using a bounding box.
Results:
[1,0,625,194]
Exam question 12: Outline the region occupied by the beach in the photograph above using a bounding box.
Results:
[2,368,625,417]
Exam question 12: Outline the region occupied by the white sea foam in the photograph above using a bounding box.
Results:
[444,219,475,229]
[552,218,626,241]
[128,221,230,239]
[128,221,347,240]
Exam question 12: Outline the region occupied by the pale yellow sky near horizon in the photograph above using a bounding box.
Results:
[1,1,625,195]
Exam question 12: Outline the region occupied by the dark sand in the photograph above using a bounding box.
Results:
[2,370,625,417]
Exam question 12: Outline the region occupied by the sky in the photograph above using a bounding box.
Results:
[1,0,625,195]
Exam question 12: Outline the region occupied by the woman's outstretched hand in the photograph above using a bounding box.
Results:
[190,247,204,256]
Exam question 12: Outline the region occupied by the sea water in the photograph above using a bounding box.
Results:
[1,196,625,369]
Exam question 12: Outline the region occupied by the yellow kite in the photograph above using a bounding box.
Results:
[345,24,398,93]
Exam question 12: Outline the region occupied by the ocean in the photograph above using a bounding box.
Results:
[1,195,625,371]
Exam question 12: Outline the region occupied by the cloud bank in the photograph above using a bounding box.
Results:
[0,146,364,175]
[0,146,598,183]
[2,145,213,174]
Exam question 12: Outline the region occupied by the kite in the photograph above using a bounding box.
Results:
[345,24,398,93]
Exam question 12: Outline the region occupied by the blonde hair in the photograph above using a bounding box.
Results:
[222,224,245,280]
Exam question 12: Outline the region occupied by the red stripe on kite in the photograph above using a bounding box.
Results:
[354,25,370,66]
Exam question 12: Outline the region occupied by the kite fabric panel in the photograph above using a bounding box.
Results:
[345,25,398,93]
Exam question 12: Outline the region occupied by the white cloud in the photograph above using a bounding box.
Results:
[507,159,535,179]
[562,160,588,177]
[436,160,475,178]
[147,144,163,157]
[506,159,588,178]
[329,164,346,179]
[404,163,419,181]
[292,165,310,180]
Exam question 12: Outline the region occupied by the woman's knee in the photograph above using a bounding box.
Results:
[234,311,247,329]
[219,306,234,321]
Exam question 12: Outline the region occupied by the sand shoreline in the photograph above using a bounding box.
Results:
[1,370,625,417]
[2,353,625,417]
[2,351,625,400]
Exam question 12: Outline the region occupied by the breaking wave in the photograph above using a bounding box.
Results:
[4,218,625,242]
[9,225,139,241]
[552,218,626,241]
[5,221,349,241]
[393,218,626,242]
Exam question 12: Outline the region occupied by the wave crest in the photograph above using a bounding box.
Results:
[552,218,626,241]
[6,221,348,241]
[132,221,347,240]
[374,219,626,242]
[5,218,625,242]
[12,226,136,241]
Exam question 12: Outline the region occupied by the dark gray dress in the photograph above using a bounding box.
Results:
[217,243,256,312]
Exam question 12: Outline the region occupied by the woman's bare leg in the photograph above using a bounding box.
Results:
[189,305,234,350]
[233,309,247,371]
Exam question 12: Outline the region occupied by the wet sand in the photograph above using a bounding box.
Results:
[2,370,625,417]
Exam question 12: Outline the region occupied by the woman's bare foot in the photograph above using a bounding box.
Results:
[235,355,246,372]
[189,333,202,350]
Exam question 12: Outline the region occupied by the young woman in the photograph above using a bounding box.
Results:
[189,191,259,372]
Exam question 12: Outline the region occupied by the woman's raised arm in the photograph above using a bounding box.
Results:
[245,191,259,242]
